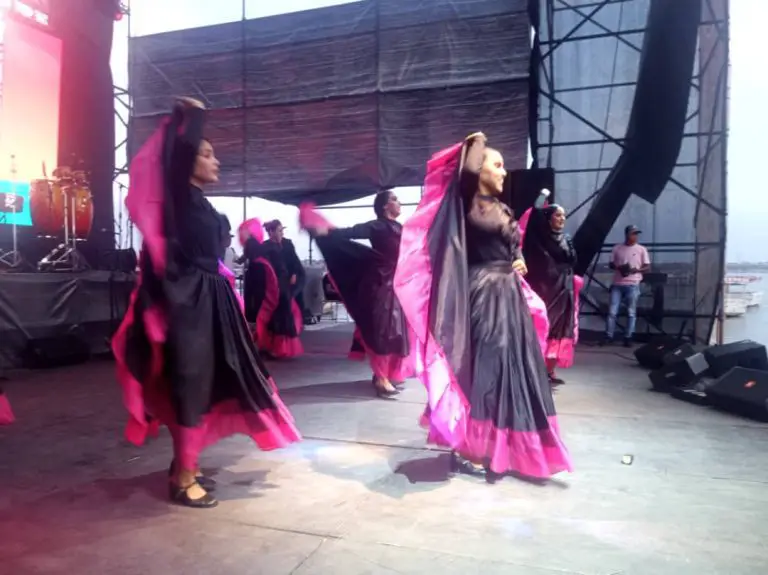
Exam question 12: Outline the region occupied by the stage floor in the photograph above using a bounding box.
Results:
[1,324,766,574]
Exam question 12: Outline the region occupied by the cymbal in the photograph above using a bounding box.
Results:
[52,166,72,178]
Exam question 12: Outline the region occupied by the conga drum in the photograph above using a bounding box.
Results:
[29,180,93,239]
[69,184,93,239]
[29,179,64,237]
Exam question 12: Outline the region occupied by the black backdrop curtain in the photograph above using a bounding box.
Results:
[128,0,533,206]
[571,0,702,275]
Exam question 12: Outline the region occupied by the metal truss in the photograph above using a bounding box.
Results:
[113,85,130,179]
[112,0,132,249]
[533,0,730,342]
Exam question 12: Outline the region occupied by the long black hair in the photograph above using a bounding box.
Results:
[373,190,393,219]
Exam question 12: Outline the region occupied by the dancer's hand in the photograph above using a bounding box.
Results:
[465,132,487,144]
[463,133,487,173]
[175,96,205,109]
[512,259,527,275]
[313,227,329,237]
[290,275,297,285]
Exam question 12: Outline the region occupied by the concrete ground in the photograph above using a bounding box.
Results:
[1,323,766,575]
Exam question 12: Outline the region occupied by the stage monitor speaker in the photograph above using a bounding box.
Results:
[502,168,555,216]
[649,352,709,393]
[22,333,91,369]
[707,367,768,422]
[703,340,768,378]
[670,381,713,406]
[634,337,686,370]
[661,343,700,366]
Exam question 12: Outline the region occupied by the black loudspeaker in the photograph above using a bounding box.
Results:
[502,168,555,216]
[634,337,686,370]
[670,380,714,406]
[661,343,699,365]
[649,352,709,392]
[100,249,138,272]
[22,333,91,369]
[703,340,768,378]
[642,273,668,324]
[707,367,768,422]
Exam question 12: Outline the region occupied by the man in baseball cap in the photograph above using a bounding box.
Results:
[602,223,650,347]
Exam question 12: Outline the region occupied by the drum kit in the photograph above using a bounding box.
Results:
[33,165,94,271]
[0,154,94,272]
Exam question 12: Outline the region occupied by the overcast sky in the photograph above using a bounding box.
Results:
[114,0,764,262]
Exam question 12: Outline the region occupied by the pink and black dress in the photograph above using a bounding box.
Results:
[241,222,303,358]
[300,208,411,384]
[520,205,582,371]
[393,139,572,479]
[111,106,300,471]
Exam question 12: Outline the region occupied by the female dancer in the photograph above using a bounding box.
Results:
[112,98,300,508]
[393,133,571,480]
[238,219,303,358]
[521,199,582,385]
[300,191,410,398]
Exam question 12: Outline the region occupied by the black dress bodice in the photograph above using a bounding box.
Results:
[523,209,577,290]
[330,218,403,268]
[465,195,523,267]
[314,215,408,357]
[172,185,227,274]
[368,220,403,264]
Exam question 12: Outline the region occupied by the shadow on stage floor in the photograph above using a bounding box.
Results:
[1,323,767,575]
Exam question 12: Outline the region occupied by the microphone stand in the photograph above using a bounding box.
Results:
[0,155,23,270]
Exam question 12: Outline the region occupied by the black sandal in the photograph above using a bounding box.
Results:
[168,459,217,492]
[169,481,218,509]
[485,469,502,484]
[449,452,486,478]
[548,373,565,386]
[372,375,399,399]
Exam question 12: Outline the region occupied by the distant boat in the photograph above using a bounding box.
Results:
[724,296,747,317]
[724,275,762,315]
